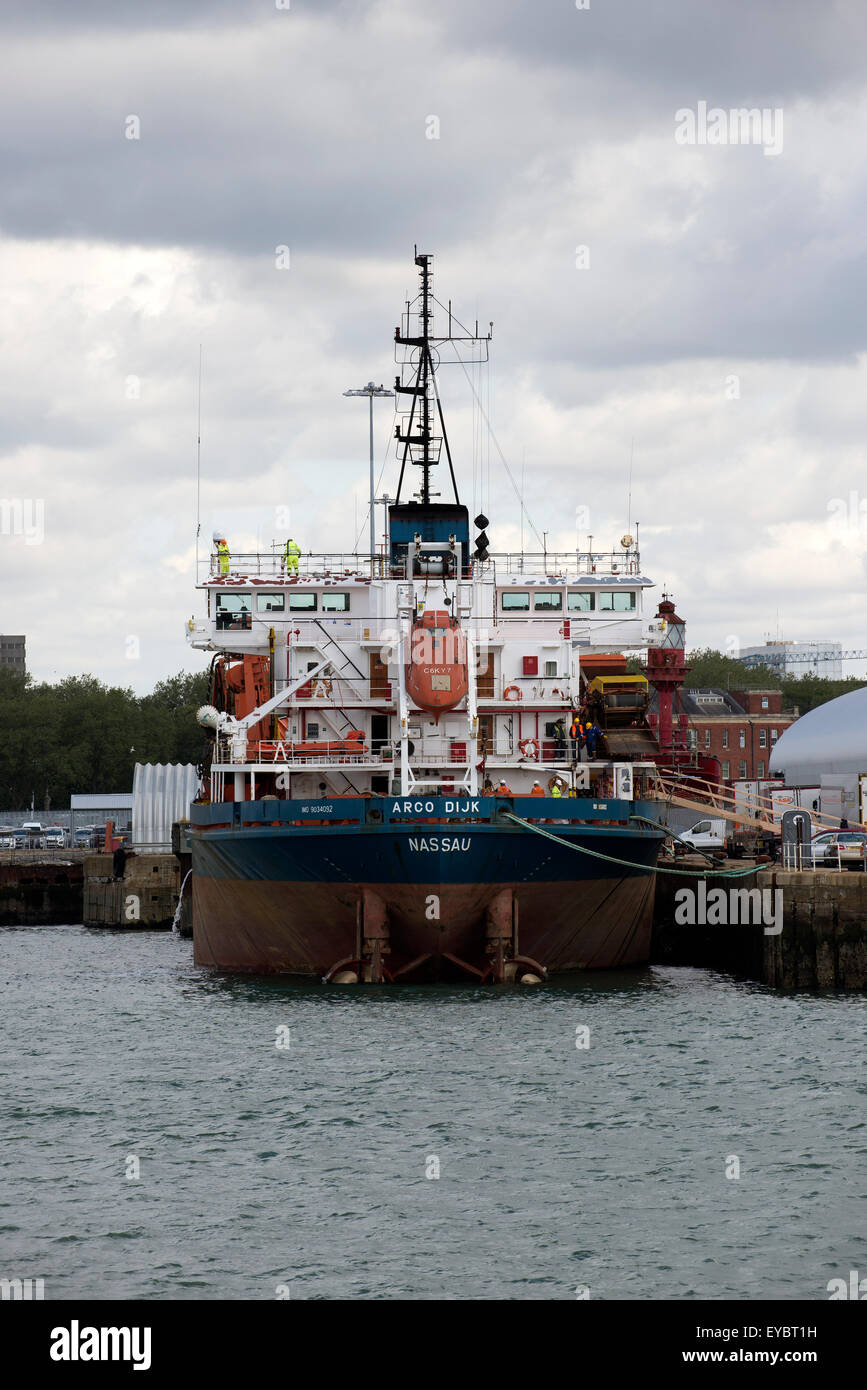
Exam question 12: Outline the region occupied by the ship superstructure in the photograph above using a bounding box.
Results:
[184,251,677,981]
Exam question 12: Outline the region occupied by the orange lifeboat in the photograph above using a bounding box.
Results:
[405,609,468,723]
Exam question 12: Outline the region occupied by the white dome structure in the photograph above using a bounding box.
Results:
[769,685,867,786]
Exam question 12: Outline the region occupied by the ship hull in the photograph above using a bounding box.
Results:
[191,800,663,978]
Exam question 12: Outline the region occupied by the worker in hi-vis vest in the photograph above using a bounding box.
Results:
[216,535,230,576]
[283,537,301,575]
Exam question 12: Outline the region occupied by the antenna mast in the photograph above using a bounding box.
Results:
[393,248,491,504]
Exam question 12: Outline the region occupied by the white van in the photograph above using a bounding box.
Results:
[679,818,727,851]
[21,821,46,849]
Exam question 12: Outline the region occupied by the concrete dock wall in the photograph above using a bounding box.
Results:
[651,863,766,978]
[758,868,867,990]
[652,858,867,989]
[83,853,180,929]
[0,857,84,926]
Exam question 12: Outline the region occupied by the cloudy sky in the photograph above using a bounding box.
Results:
[3,0,867,691]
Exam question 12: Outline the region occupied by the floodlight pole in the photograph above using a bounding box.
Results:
[343,381,394,565]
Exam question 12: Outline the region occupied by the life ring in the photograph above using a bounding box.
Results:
[503,685,523,702]
[311,678,332,698]
[548,774,567,794]
[518,737,540,760]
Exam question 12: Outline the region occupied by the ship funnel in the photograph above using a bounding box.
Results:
[196,704,222,730]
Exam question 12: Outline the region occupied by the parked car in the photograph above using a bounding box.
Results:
[73,826,106,848]
[44,827,67,848]
[809,830,867,868]
[0,827,18,848]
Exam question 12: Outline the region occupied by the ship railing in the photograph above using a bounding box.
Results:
[198,548,644,585]
[212,743,389,767]
[475,550,643,578]
[201,550,378,583]
[291,676,388,706]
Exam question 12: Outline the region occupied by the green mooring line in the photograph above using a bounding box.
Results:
[501,812,763,879]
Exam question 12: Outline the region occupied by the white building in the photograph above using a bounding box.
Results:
[739,641,843,680]
[769,685,867,822]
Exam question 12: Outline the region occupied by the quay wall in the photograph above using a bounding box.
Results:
[0,855,85,926]
[759,868,867,990]
[83,853,181,929]
[652,858,867,989]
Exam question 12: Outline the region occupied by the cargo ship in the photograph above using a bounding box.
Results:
[185,250,698,982]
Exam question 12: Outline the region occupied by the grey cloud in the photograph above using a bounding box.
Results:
[3,0,867,688]
[432,0,867,101]
[0,0,351,34]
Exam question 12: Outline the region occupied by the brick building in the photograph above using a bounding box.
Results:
[682,688,796,782]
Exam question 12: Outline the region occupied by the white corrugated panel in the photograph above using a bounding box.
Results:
[133,763,200,848]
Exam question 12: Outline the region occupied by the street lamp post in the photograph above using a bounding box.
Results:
[375,491,391,560]
[343,381,394,564]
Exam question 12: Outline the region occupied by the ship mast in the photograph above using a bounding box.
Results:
[394,248,491,505]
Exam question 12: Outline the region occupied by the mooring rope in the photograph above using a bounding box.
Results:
[501,811,764,879]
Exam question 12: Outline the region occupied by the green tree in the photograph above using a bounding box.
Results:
[0,668,209,810]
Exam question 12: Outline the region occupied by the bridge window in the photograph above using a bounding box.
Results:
[322,592,350,612]
[256,593,285,613]
[567,591,594,611]
[599,591,636,611]
[502,591,530,612]
[288,592,317,611]
[533,591,562,611]
[215,593,252,630]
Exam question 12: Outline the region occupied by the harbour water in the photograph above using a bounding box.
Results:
[1,924,863,1301]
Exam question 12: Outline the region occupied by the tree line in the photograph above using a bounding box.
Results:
[681,648,867,715]
[0,669,209,811]
[626,647,866,715]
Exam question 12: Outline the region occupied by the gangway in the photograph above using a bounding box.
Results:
[648,771,866,838]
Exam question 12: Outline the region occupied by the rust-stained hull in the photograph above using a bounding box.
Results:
[191,813,661,978]
[193,874,655,976]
